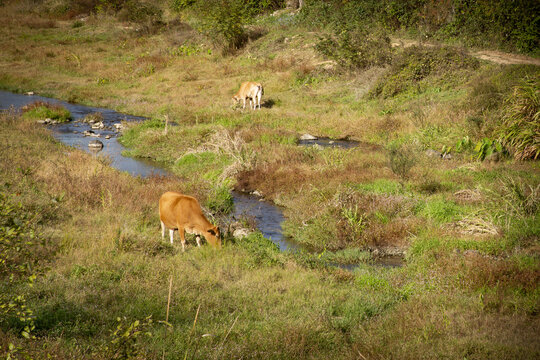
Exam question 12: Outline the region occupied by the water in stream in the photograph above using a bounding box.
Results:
[0,90,402,268]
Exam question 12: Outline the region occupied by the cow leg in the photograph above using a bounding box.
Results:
[257,93,261,109]
[179,228,186,252]
[169,229,175,244]
[196,236,201,247]
[242,98,246,110]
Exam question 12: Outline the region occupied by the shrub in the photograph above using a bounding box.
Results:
[316,25,392,70]
[498,76,540,160]
[370,46,479,98]
[387,142,417,184]
[116,0,162,24]
[192,0,249,54]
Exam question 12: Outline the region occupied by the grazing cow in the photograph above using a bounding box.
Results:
[232,81,264,110]
[159,191,221,251]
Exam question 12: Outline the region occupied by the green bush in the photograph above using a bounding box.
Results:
[498,76,540,160]
[193,0,248,54]
[370,46,479,98]
[316,26,392,70]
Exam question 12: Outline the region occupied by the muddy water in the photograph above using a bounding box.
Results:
[0,90,402,268]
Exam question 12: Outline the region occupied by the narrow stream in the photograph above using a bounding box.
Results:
[0,90,402,268]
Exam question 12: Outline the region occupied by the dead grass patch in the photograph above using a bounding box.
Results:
[450,216,499,236]
[454,189,482,203]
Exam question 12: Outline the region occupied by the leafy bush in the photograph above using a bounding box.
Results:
[316,26,392,70]
[21,101,71,122]
[370,46,479,98]
[0,192,39,355]
[474,138,506,161]
[169,0,197,12]
[498,76,540,160]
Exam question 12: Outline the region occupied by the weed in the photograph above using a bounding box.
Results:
[105,316,153,360]
[474,138,506,161]
[340,205,366,241]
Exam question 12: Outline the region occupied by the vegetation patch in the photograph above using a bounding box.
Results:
[370,46,480,98]
[21,101,71,122]
[498,75,540,160]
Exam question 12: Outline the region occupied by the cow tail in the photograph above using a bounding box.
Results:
[260,85,264,96]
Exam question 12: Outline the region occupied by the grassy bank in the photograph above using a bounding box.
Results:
[0,1,539,358]
[1,110,539,359]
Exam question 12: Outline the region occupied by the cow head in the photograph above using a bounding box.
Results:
[206,226,221,248]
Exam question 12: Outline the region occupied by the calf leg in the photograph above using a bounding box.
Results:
[160,220,166,239]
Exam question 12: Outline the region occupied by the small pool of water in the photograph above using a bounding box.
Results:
[298,137,360,149]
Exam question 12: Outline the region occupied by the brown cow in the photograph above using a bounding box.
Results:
[159,191,221,251]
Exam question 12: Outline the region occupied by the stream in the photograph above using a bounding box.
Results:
[0,90,402,268]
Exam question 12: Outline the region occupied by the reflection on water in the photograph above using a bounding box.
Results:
[232,191,298,252]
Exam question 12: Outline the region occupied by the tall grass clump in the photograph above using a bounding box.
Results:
[21,101,71,122]
[497,76,540,160]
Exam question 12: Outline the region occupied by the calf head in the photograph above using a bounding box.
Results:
[205,226,221,248]
[231,96,241,108]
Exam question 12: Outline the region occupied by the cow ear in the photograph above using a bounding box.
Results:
[208,229,216,236]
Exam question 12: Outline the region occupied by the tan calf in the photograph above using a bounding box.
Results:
[232,81,264,110]
[159,191,221,251]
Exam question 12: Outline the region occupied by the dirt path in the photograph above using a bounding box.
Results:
[391,38,540,66]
